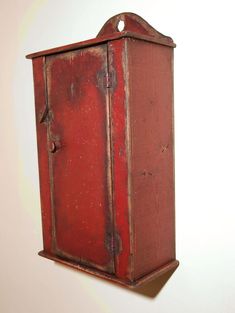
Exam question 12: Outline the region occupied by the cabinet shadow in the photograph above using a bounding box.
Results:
[54,262,177,299]
[128,267,177,298]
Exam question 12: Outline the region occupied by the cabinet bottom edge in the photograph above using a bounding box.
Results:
[38,250,179,288]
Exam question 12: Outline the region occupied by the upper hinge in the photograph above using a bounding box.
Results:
[39,106,49,123]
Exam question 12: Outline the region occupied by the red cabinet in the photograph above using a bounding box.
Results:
[27,12,179,288]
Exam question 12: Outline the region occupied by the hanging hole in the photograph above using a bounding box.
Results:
[117,20,125,32]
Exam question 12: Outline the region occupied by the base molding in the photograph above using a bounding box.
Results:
[38,250,179,288]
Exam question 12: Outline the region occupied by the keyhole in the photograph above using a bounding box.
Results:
[117,20,125,32]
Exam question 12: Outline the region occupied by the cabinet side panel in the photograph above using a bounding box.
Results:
[108,39,132,281]
[32,57,53,253]
[127,39,175,279]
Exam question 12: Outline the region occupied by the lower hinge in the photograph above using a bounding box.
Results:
[104,72,113,88]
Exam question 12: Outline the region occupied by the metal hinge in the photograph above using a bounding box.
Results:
[105,231,122,256]
[39,106,49,123]
[112,232,122,256]
[104,72,112,88]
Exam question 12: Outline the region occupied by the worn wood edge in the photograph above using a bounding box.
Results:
[38,250,179,288]
[123,38,134,280]
[97,12,174,43]
[133,260,179,286]
[26,31,175,60]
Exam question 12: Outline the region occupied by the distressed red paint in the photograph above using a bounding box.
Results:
[46,46,114,272]
[27,12,179,288]
[108,39,132,281]
[32,57,53,253]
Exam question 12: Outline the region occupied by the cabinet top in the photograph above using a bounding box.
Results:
[26,12,175,59]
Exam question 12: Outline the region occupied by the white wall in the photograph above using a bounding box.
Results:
[1,0,235,312]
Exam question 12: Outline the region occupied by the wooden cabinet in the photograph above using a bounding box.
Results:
[26,12,179,288]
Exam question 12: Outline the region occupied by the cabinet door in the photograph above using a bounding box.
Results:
[45,45,114,273]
